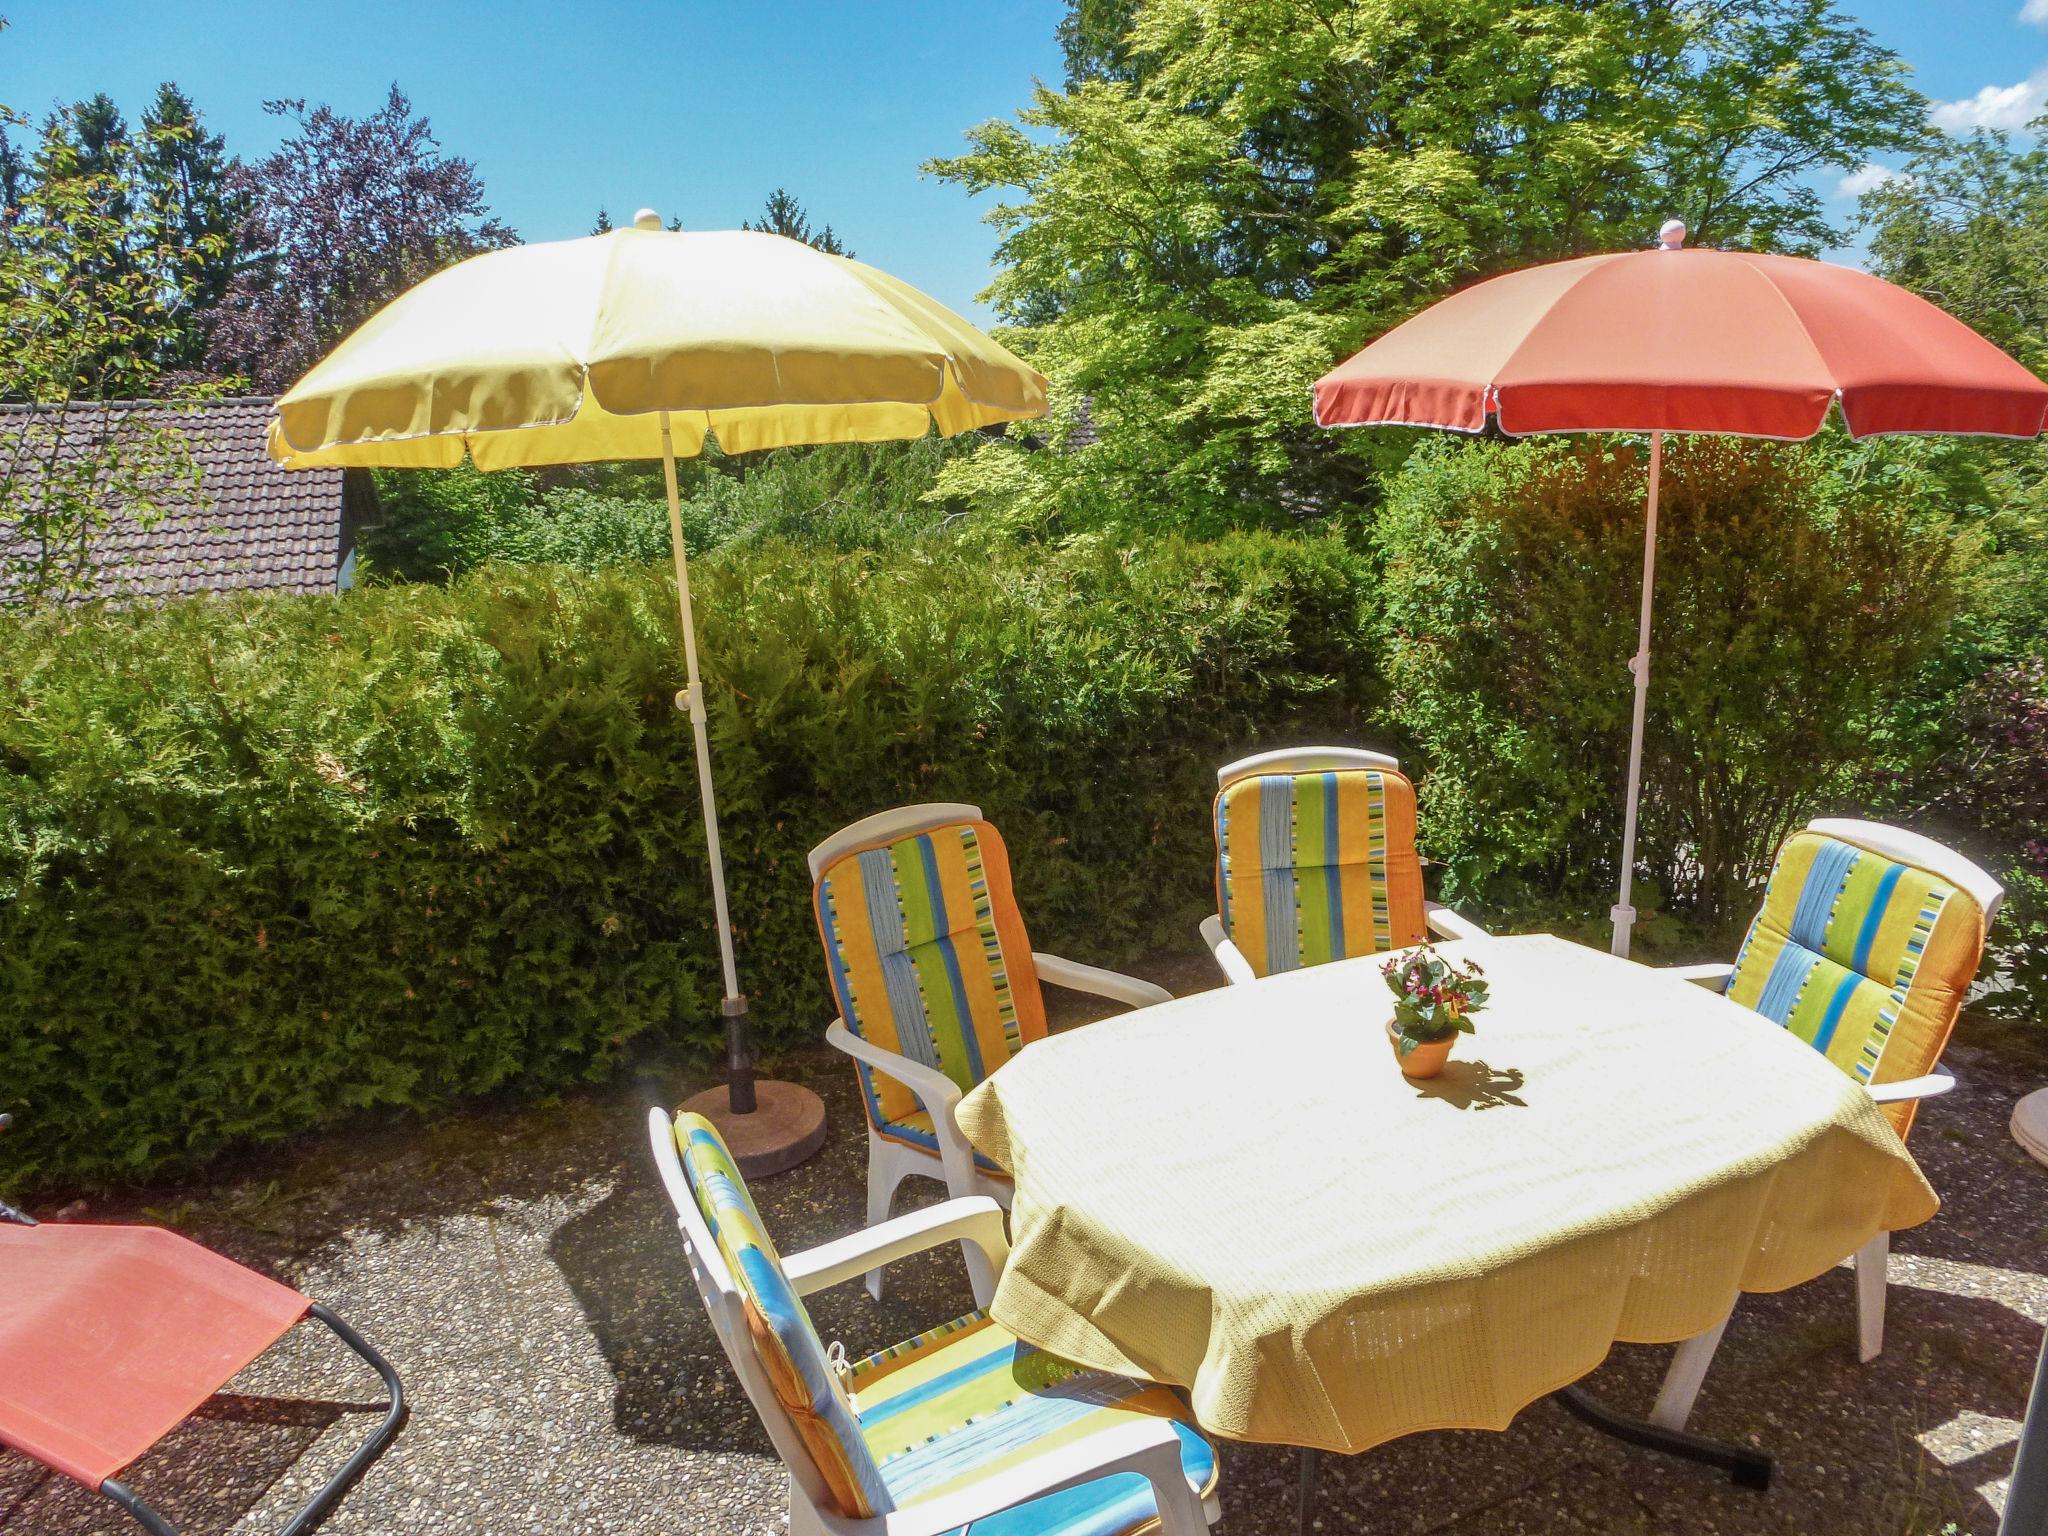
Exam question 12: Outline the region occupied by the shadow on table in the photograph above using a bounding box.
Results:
[1413,1059,1527,1111]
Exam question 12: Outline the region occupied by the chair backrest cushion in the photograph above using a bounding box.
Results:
[1724,829,1988,1136]
[813,818,1047,1131]
[673,1113,892,1517]
[1215,766,1427,977]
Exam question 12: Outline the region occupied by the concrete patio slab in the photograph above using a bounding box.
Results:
[1,953,2041,1535]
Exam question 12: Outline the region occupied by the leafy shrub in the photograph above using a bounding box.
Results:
[1912,658,2048,1021]
[363,438,969,581]
[1377,436,1962,939]
[0,531,1375,1188]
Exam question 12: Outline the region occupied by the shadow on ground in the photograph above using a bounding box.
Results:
[1,955,2041,1535]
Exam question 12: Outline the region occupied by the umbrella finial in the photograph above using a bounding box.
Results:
[1657,219,1687,251]
[633,208,663,231]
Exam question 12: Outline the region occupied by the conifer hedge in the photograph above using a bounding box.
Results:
[0,532,1374,1186]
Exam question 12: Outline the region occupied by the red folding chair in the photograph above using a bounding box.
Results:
[0,1121,405,1535]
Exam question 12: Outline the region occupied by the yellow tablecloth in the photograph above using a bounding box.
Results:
[953,933,1937,1453]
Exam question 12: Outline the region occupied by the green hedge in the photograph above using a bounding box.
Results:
[0,532,1376,1188]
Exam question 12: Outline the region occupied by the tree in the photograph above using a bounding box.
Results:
[40,95,138,300]
[1858,123,2048,659]
[929,0,1926,533]
[0,127,26,219]
[742,188,850,256]
[66,93,131,195]
[1861,124,2048,378]
[206,86,517,389]
[138,83,245,373]
[0,100,206,606]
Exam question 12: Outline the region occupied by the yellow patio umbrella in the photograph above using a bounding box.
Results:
[268,210,1048,1170]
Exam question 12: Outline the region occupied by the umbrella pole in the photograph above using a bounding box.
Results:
[1610,430,1663,959]
[660,413,754,1113]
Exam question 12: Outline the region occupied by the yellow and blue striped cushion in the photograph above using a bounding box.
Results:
[850,1310,1218,1536]
[673,1113,893,1518]
[1724,831,1988,1136]
[814,820,1047,1142]
[1214,767,1427,978]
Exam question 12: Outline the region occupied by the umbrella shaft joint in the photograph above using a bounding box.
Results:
[674,687,706,724]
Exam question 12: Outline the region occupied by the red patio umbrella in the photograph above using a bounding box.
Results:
[1313,223,2048,957]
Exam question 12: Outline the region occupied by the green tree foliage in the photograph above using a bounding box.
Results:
[1862,125,2048,376]
[0,532,1374,1188]
[138,83,246,372]
[1378,436,1961,939]
[0,76,242,379]
[929,0,1924,533]
[0,95,207,606]
[742,187,851,256]
[1859,122,2048,694]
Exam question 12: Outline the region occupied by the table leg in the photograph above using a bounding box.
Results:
[1297,1445,1319,1536]
[1552,1385,1771,1490]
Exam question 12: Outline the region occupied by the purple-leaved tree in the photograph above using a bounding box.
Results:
[207,85,516,390]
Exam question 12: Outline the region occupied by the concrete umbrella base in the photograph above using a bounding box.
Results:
[682,1079,828,1178]
[2014,1087,2048,1170]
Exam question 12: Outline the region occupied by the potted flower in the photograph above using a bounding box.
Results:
[1380,942,1489,1079]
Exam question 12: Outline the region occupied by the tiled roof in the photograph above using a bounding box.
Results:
[0,396,355,601]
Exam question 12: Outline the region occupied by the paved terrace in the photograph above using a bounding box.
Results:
[3,954,2043,1536]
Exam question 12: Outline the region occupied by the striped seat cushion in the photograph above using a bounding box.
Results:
[851,1311,1218,1536]
[1214,767,1427,978]
[815,819,1047,1140]
[673,1113,893,1518]
[1725,831,1988,1137]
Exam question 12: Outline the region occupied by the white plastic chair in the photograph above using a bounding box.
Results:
[1201,746,1488,984]
[809,803,1171,1302]
[1651,817,2005,1428]
[647,1109,1219,1536]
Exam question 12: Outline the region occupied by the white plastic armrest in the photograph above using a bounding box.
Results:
[1424,901,1491,942]
[1866,1063,1957,1105]
[1198,914,1258,986]
[783,1196,1011,1297]
[826,1020,965,1120]
[1665,961,1735,990]
[820,1417,1207,1536]
[1032,952,1172,1009]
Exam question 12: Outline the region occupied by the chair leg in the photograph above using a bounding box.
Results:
[1855,1231,1889,1363]
[864,1139,902,1302]
[1651,1313,1731,1431]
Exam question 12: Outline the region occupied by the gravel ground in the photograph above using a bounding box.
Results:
[3,950,2043,1536]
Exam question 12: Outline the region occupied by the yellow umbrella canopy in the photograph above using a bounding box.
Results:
[266,213,1046,1167]
[267,220,1047,467]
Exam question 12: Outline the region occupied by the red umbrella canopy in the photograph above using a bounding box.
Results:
[1313,247,2048,441]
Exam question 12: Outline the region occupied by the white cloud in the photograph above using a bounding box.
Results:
[1930,69,2048,133]
[1834,162,1898,198]
[2022,0,2048,24]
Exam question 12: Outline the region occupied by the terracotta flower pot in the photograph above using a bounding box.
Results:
[1388,1020,1456,1079]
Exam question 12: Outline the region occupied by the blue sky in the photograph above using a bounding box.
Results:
[1,1,2042,323]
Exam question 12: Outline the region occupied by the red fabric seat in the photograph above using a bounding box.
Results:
[0,1223,309,1489]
